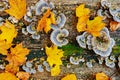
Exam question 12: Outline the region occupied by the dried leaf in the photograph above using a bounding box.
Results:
[5,0,26,20]
[0,20,17,44]
[110,21,120,32]
[16,71,30,80]
[0,40,11,55]
[76,4,90,17]
[61,74,77,80]
[37,8,56,33]
[96,72,109,80]
[0,72,19,80]
[6,43,29,66]
[45,45,64,76]
[86,16,105,36]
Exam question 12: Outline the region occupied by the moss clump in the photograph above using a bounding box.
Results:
[59,43,83,56]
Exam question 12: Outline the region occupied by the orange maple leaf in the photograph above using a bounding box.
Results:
[5,0,27,20]
[6,43,29,66]
[0,40,11,55]
[16,71,30,80]
[96,72,109,80]
[37,8,56,33]
[0,72,19,80]
[5,63,19,74]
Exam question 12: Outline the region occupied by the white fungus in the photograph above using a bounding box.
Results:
[70,56,80,65]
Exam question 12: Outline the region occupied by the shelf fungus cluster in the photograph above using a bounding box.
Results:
[76,27,115,57]
[51,13,66,30]
[98,0,120,31]
[22,60,51,74]
[98,0,120,22]
[50,13,69,47]
[35,0,54,15]
[105,55,116,68]
[22,22,40,39]
[69,56,85,65]
[22,0,55,39]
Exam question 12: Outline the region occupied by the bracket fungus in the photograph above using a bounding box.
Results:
[70,56,80,65]
[86,62,93,68]
[22,28,28,35]
[37,65,44,72]
[113,10,120,22]
[76,27,115,57]
[31,32,40,40]
[0,17,4,26]
[105,57,115,68]
[76,32,89,48]
[50,29,69,47]
[26,22,36,34]
[51,13,66,30]
[35,0,54,15]
[24,6,37,22]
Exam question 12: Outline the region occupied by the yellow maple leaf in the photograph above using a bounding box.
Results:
[0,40,11,55]
[0,72,19,80]
[16,71,30,80]
[5,0,26,20]
[61,74,77,80]
[6,43,29,66]
[86,16,105,36]
[76,16,89,32]
[96,72,109,80]
[45,45,64,76]
[51,65,61,76]
[76,4,90,17]
[37,8,56,33]
[0,20,17,44]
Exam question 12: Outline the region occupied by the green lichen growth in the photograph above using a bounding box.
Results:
[59,43,83,56]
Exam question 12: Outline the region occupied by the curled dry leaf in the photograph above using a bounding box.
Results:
[5,0,27,20]
[110,21,120,32]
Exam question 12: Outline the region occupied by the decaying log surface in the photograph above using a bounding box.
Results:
[25,0,120,80]
[0,0,120,80]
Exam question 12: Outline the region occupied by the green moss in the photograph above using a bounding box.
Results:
[59,43,83,56]
[112,45,120,55]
